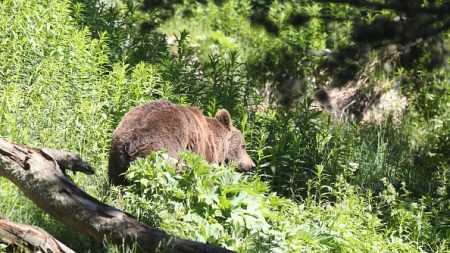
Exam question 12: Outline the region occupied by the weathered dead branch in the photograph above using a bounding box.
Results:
[0,217,75,253]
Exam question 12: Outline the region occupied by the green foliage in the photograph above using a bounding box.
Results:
[162,0,351,104]
[118,151,433,252]
[153,31,260,116]
[0,0,169,250]
[71,0,168,65]
[0,0,448,252]
[248,95,447,197]
[218,0,450,85]
[247,99,324,198]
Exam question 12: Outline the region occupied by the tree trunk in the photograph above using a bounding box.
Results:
[0,140,234,253]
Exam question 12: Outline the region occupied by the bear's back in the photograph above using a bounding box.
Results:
[114,100,173,135]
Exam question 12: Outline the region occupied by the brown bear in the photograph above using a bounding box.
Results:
[108,100,255,185]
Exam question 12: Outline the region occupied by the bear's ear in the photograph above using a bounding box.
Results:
[215,109,232,130]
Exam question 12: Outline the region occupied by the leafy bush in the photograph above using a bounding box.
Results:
[248,102,405,196]
[117,151,435,252]
[71,0,168,66]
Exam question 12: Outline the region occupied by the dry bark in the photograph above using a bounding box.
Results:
[0,217,75,253]
[0,140,234,253]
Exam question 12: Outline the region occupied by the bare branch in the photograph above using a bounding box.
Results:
[40,147,95,175]
[0,217,75,253]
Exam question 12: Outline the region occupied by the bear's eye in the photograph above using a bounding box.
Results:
[241,144,245,149]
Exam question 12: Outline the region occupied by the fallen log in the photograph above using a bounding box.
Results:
[0,216,75,253]
[0,140,234,253]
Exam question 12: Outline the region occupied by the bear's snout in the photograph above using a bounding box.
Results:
[236,157,256,172]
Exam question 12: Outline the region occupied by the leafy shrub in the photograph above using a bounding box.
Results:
[155,31,260,117]
[117,151,432,252]
[71,0,168,66]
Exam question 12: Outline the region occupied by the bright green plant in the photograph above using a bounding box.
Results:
[71,0,168,66]
[115,151,432,252]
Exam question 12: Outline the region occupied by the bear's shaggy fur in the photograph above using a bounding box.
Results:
[108,100,255,185]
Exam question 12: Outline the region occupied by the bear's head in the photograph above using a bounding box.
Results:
[215,109,256,172]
